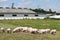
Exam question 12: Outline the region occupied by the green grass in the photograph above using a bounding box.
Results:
[0,19,60,30]
[0,19,60,40]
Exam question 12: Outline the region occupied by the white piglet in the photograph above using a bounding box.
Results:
[31,28,38,34]
[45,29,50,33]
[38,29,46,34]
[50,29,56,34]
[6,28,11,33]
[12,27,21,33]
[22,27,28,32]
[0,27,5,32]
[27,27,33,32]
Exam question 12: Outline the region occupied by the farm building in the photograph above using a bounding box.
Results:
[49,11,60,18]
[0,8,48,20]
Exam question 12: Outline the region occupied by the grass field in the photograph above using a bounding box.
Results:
[0,19,60,40]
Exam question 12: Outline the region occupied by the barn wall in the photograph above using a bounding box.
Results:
[0,13,48,20]
[49,15,60,18]
[4,14,12,17]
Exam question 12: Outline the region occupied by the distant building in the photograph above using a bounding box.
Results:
[49,11,60,18]
[0,8,48,20]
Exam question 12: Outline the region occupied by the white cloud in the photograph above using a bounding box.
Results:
[0,0,8,2]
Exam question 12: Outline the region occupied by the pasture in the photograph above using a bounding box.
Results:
[0,19,60,40]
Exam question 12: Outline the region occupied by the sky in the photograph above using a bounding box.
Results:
[0,0,60,11]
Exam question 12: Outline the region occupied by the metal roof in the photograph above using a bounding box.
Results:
[56,11,60,13]
[0,9,36,14]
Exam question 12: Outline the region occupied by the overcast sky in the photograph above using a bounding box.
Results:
[0,0,60,11]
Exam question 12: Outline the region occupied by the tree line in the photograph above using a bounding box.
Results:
[29,8,56,14]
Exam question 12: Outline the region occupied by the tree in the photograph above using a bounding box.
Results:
[49,9,52,13]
